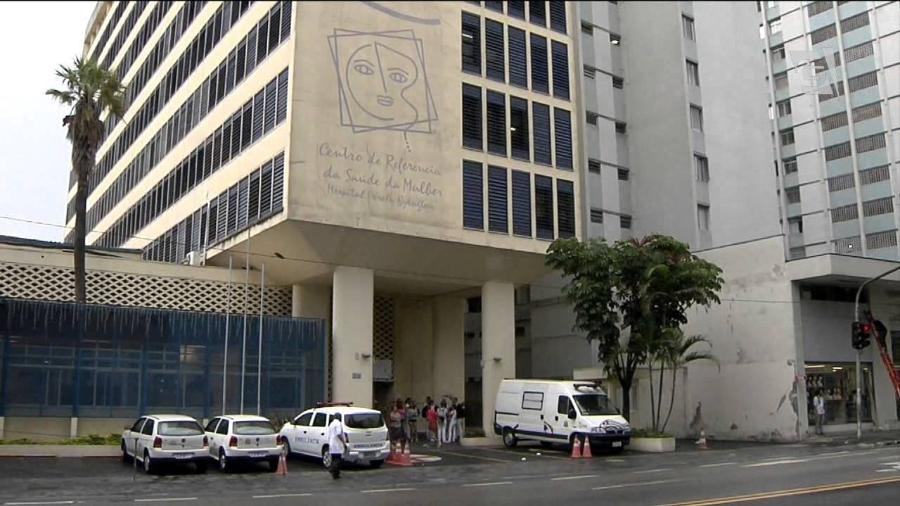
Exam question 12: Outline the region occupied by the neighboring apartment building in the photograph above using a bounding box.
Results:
[66,1,582,435]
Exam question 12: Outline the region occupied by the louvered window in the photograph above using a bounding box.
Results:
[852,102,881,123]
[549,1,567,33]
[227,185,239,235]
[511,170,531,237]
[810,24,836,45]
[463,84,483,150]
[848,71,877,92]
[485,1,503,12]
[272,154,284,212]
[238,178,249,229]
[508,1,525,19]
[620,215,632,229]
[463,160,484,230]
[249,171,260,223]
[554,108,573,169]
[856,133,886,153]
[241,101,253,149]
[268,4,281,50]
[863,197,893,217]
[827,173,855,192]
[216,194,227,240]
[818,81,845,102]
[531,34,549,93]
[860,165,889,185]
[230,111,241,158]
[264,78,277,133]
[276,69,288,124]
[246,29,258,71]
[462,12,481,74]
[844,42,873,63]
[821,112,848,131]
[588,159,601,173]
[280,1,291,40]
[590,209,603,223]
[783,157,797,174]
[485,19,505,81]
[260,161,273,216]
[785,187,801,204]
[252,90,265,142]
[840,12,869,33]
[530,0,546,26]
[835,236,861,254]
[510,96,530,160]
[508,26,528,88]
[257,16,270,60]
[824,142,851,161]
[831,204,858,222]
[533,102,552,165]
[488,166,508,233]
[535,175,554,240]
[552,41,569,100]
[557,179,575,238]
[806,1,832,16]
[487,90,507,156]
[867,231,897,250]
[221,123,232,164]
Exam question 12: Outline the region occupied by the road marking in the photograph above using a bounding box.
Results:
[4,502,75,505]
[252,493,313,499]
[743,459,807,467]
[876,461,900,473]
[432,449,512,464]
[656,476,900,506]
[552,474,598,481]
[134,499,197,503]
[592,479,677,491]
[606,458,626,462]
[814,451,849,457]
[477,447,567,460]
[699,462,736,468]
[360,488,415,494]
[462,481,514,488]
[634,468,672,474]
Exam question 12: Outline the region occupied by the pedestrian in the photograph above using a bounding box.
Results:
[389,399,407,455]
[426,400,439,446]
[447,400,458,443]
[437,399,448,446]
[406,399,418,444]
[813,390,825,435]
[326,414,348,480]
[455,398,466,441]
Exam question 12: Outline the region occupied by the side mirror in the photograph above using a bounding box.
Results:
[567,409,577,420]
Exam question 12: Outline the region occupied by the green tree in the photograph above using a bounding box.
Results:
[47,57,124,303]
[545,235,723,421]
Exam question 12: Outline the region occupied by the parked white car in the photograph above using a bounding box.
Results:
[121,415,208,473]
[279,404,389,469]
[204,414,282,472]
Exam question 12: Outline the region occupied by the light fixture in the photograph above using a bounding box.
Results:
[361,353,372,359]
[510,126,517,132]
[805,364,825,369]
[493,357,502,363]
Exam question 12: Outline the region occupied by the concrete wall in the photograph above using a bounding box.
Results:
[2,417,70,442]
[394,296,435,404]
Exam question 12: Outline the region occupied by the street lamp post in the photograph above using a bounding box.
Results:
[852,263,900,440]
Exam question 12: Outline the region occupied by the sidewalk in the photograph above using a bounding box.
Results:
[803,429,900,447]
[0,445,119,458]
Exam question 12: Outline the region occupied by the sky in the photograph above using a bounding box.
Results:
[0,1,94,242]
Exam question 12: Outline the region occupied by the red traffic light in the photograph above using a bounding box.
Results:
[861,323,872,334]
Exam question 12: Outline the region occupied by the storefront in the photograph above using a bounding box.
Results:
[805,362,874,425]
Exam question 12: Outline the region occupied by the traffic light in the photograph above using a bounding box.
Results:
[851,321,872,350]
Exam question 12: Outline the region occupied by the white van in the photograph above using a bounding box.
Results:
[494,379,630,452]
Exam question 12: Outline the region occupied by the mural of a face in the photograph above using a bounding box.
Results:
[346,41,419,125]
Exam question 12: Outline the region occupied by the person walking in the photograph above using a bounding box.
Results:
[389,399,407,456]
[813,390,826,435]
[326,414,348,479]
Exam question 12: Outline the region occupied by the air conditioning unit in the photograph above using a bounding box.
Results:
[183,250,204,266]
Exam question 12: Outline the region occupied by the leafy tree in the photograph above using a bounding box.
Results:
[47,58,124,303]
[545,235,723,421]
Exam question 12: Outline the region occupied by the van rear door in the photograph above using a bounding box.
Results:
[519,386,547,440]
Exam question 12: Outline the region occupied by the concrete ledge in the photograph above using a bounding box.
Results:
[460,436,502,448]
[0,445,119,458]
[630,437,676,453]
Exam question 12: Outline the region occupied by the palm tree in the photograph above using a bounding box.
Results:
[659,330,719,434]
[47,57,124,303]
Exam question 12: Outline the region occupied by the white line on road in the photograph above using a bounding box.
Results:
[699,462,737,468]
[592,479,678,491]
[552,474,599,481]
[815,451,849,457]
[134,499,197,503]
[360,488,415,494]
[606,458,626,463]
[462,481,514,488]
[743,459,808,467]
[252,493,313,499]
[634,468,672,474]
[4,502,75,506]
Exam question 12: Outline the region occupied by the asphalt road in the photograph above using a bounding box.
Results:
[0,441,898,505]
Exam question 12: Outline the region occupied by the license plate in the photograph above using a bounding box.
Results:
[362,451,376,458]
[174,452,192,459]
[612,441,623,448]
[250,451,266,458]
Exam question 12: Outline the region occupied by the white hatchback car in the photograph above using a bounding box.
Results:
[204,415,282,472]
[279,404,389,469]
[121,415,208,473]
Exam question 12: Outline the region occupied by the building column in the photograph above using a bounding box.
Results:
[332,267,374,408]
[481,281,516,437]
[292,285,331,407]
[433,296,465,402]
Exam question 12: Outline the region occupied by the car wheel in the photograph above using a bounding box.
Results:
[121,441,131,463]
[369,459,384,469]
[218,448,228,472]
[502,428,518,448]
[283,440,292,459]
[143,450,154,474]
[321,447,332,469]
[195,461,208,473]
[268,458,279,472]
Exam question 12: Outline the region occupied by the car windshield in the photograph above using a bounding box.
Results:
[234,421,276,435]
[573,394,619,416]
[344,413,384,429]
[158,421,204,436]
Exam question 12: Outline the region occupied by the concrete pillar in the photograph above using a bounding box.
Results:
[433,297,465,402]
[0,416,5,440]
[394,298,433,404]
[69,417,78,439]
[481,281,516,436]
[332,267,374,408]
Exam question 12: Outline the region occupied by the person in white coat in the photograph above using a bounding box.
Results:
[327,414,348,479]
[448,400,458,442]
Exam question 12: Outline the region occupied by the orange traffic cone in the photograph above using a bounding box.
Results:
[276,453,288,475]
[570,437,583,459]
[696,430,708,450]
[401,444,412,465]
[582,437,593,458]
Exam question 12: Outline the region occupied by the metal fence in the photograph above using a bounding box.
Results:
[0,299,326,421]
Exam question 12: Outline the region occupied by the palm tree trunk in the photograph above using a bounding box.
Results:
[656,360,665,431]
[73,166,88,304]
[662,365,678,433]
[647,361,656,431]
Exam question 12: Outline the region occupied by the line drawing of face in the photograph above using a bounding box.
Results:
[345,41,420,126]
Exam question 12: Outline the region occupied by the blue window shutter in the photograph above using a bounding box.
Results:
[508,27,527,88]
[486,90,507,156]
[461,12,481,74]
[530,1,546,27]
[510,96,530,160]
[488,166,508,233]
[530,34,549,93]
[272,153,284,212]
[533,103,552,165]
[557,179,575,238]
[552,41,569,100]
[462,84,483,150]
[508,1,525,19]
[554,108,573,169]
[550,2,567,33]
[535,175,554,240]
[511,170,532,237]
[260,161,273,216]
[485,19,505,82]
[463,161,484,230]
[276,69,288,124]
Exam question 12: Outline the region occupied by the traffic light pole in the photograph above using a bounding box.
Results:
[853,263,900,440]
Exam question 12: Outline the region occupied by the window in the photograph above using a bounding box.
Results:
[844,42,874,63]
[612,76,624,89]
[554,108,573,169]
[510,96,530,160]
[588,159,601,173]
[769,18,782,34]
[810,24,836,45]
[859,165,889,186]
[695,155,709,182]
[586,111,599,125]
[486,91,507,156]
[615,121,626,134]
[862,197,893,217]
[790,246,806,259]
[783,157,797,174]
[463,161,483,230]
[485,1,503,12]
[461,13,481,74]
[529,0,546,27]
[780,128,795,146]
[522,391,544,410]
[581,22,593,35]
[590,208,603,223]
[827,173,855,192]
[856,133,886,154]
[777,100,792,117]
[620,214,632,229]
[531,34,549,93]
[772,45,786,61]
[557,396,572,415]
[488,166,508,233]
[774,72,788,90]
[867,231,898,250]
[789,217,803,235]
[535,175,554,239]
[617,168,629,181]
[215,419,229,435]
[821,112,848,131]
[462,84,482,150]
[609,33,621,46]
[785,186,801,204]
[824,141,851,161]
[682,15,695,40]
[686,60,699,86]
[697,205,710,231]
[834,236,862,254]
[557,179,575,238]
[840,12,869,33]
[807,1,832,16]
[312,413,327,427]
[549,1,567,33]
[583,65,595,79]
[848,71,877,93]
[485,19,505,81]
[533,102,552,165]
[508,0,525,19]
[690,106,703,131]
[552,41,570,100]
[141,419,155,436]
[508,27,528,88]
[852,102,881,123]
[511,170,532,237]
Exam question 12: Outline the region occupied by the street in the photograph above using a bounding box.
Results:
[0,441,898,505]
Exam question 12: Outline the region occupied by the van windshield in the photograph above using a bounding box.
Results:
[573,394,618,416]
[344,413,385,429]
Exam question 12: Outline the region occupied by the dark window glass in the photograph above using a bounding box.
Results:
[272,154,284,212]
[511,170,532,237]
[557,179,575,238]
[276,69,288,124]
[549,1,567,33]
[260,162,273,216]
[488,166,508,233]
[533,102,552,165]
[462,13,481,74]
[552,41,569,100]
[554,108,572,169]
[485,1,503,12]
[530,0,546,26]
[531,34,549,93]
[264,79,277,132]
[510,96,530,160]
[535,175,554,239]
[258,18,270,59]
[485,19,505,81]
[486,91,507,156]
[463,160,484,230]
[508,26,528,88]
[508,1,525,18]
[462,84,483,150]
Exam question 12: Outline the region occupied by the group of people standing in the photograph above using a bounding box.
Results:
[388,396,465,451]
